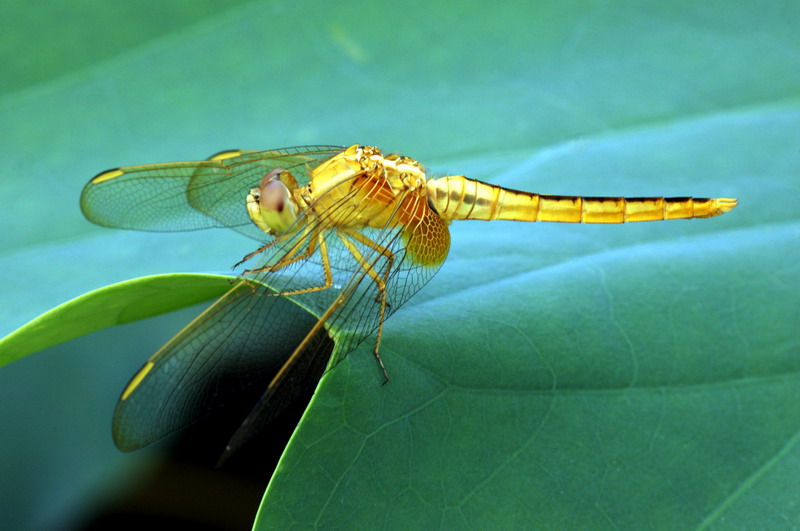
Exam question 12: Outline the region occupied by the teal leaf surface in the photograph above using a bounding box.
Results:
[0,0,797,529]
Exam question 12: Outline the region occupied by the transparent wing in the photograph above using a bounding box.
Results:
[217,318,333,463]
[80,146,342,241]
[112,280,331,451]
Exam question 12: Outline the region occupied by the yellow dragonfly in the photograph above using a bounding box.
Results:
[81,144,738,454]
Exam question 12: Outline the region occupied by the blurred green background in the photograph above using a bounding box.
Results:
[1,0,798,529]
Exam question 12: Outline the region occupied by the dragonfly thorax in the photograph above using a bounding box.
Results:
[304,145,431,230]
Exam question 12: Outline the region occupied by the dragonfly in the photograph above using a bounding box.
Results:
[81,144,738,455]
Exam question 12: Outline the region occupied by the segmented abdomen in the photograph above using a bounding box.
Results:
[427,175,738,223]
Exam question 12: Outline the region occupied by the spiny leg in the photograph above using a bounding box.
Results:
[346,229,395,305]
[339,232,391,383]
[251,230,334,298]
[233,235,286,270]
[275,231,334,296]
[243,224,316,276]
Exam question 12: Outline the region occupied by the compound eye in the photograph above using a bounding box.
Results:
[260,179,288,213]
[246,167,302,235]
[260,168,285,188]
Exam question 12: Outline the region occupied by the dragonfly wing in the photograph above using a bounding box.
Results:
[112,280,330,451]
[218,321,333,463]
[81,161,231,231]
[80,146,343,241]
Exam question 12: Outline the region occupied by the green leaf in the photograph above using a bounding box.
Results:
[0,274,232,367]
[1,0,798,529]
[257,115,800,528]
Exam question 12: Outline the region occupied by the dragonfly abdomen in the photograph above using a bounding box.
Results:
[428,175,738,223]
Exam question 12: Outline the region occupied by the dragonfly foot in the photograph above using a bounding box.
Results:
[235,244,273,270]
[373,347,389,384]
[233,251,258,270]
[241,264,275,276]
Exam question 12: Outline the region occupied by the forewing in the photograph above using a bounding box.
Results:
[80,146,342,241]
[112,280,325,451]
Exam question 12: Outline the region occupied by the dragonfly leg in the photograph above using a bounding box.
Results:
[339,232,391,383]
[252,231,334,297]
[243,225,316,275]
[346,230,395,305]
[275,232,334,296]
[233,236,284,270]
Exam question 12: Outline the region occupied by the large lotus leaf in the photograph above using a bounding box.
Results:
[0,0,797,529]
[255,112,798,528]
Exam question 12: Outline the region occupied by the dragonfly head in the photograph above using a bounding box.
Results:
[246,168,302,235]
